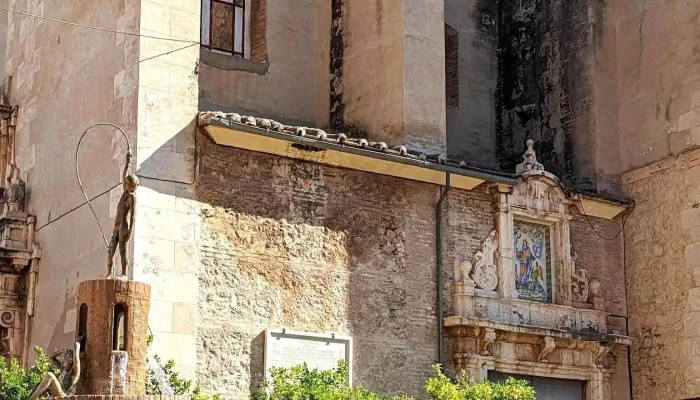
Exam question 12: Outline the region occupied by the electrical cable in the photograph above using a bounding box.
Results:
[34,183,120,232]
[0,6,199,44]
[75,123,132,248]
[577,196,634,241]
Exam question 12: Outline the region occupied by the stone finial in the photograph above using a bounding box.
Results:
[516,139,544,174]
[2,179,25,213]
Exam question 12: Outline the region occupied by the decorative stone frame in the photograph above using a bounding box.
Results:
[458,354,611,400]
[491,171,573,306]
[446,142,630,400]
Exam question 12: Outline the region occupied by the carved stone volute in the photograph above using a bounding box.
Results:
[471,230,499,292]
[570,251,591,303]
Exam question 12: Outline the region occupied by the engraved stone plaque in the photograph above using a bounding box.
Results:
[264,328,353,383]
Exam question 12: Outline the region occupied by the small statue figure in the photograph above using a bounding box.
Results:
[26,341,81,400]
[107,152,139,279]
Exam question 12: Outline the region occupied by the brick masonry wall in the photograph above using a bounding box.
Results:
[194,131,628,398]
[623,149,700,400]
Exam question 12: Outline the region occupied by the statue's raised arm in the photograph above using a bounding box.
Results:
[26,341,81,400]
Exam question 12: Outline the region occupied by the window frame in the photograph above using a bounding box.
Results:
[201,0,251,59]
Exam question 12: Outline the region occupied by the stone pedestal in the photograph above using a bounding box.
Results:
[76,279,151,396]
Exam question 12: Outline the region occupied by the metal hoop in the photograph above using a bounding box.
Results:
[75,123,132,248]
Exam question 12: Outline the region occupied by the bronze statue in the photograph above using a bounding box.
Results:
[26,341,81,400]
[107,151,139,279]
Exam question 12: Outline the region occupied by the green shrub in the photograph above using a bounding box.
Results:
[0,347,57,400]
[251,361,406,400]
[252,363,535,400]
[425,365,535,400]
[145,334,220,400]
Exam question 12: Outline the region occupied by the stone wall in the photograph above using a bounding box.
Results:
[195,131,443,398]
[615,0,700,171]
[4,0,140,356]
[132,0,201,380]
[623,150,700,400]
[444,0,498,169]
[194,130,629,398]
[496,0,596,190]
[198,0,331,127]
[341,0,447,155]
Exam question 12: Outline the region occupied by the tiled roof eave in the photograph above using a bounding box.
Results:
[197,111,633,209]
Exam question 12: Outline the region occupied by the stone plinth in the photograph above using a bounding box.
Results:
[76,279,151,396]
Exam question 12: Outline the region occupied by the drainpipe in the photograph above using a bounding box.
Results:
[436,172,451,370]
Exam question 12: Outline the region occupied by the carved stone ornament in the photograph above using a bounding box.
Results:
[589,278,605,311]
[570,251,591,303]
[0,310,15,357]
[537,336,556,363]
[479,328,497,356]
[454,259,474,285]
[0,310,15,328]
[2,179,25,212]
[516,139,544,174]
[594,344,610,368]
[471,230,499,291]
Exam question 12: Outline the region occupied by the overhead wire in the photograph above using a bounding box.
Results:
[0,6,200,44]
[577,196,634,241]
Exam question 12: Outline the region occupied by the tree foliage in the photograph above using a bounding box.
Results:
[425,365,535,400]
[252,362,536,400]
[0,347,57,400]
[145,334,220,400]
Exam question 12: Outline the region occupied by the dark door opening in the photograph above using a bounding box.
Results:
[488,371,585,400]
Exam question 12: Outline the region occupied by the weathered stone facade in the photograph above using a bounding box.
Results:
[194,119,631,398]
[3,1,698,400]
[622,150,700,400]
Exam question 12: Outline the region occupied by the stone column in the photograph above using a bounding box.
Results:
[342,0,446,154]
[495,202,516,299]
[76,279,151,395]
[554,217,573,306]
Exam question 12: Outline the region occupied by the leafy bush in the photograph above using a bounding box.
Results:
[145,334,220,400]
[425,365,535,400]
[251,361,407,400]
[0,347,57,400]
[252,362,535,400]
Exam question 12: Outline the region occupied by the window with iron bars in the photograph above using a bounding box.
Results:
[201,0,251,58]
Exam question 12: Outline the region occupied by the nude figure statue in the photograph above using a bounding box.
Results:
[26,341,81,400]
[107,151,139,279]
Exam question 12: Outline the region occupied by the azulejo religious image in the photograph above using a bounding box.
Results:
[513,220,552,302]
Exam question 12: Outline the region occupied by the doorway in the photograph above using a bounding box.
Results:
[488,371,585,400]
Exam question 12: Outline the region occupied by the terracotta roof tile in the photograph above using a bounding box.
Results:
[198,111,503,170]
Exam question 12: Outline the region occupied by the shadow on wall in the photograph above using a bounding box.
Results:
[192,128,441,398]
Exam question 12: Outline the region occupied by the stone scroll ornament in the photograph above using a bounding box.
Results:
[0,310,14,356]
[570,251,591,303]
[471,230,499,291]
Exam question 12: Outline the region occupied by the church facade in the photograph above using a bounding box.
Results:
[0,0,696,399]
